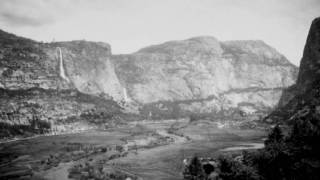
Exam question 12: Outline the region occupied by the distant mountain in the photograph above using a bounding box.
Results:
[113,36,298,119]
[0,29,298,137]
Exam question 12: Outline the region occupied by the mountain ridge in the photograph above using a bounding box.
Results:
[112,35,298,119]
[0,29,298,137]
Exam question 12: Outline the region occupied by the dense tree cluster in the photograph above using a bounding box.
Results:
[218,105,320,180]
[184,104,320,180]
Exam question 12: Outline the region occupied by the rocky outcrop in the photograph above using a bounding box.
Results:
[296,18,320,89]
[113,37,298,119]
[266,17,320,123]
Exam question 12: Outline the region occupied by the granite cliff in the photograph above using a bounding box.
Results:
[113,37,298,119]
[267,17,320,123]
[0,29,298,137]
[0,30,123,137]
[0,30,124,99]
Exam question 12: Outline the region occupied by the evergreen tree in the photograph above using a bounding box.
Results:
[264,125,283,146]
[188,156,205,180]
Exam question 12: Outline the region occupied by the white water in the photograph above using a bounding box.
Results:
[123,87,130,102]
[57,47,70,82]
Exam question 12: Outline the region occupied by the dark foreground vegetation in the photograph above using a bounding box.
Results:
[184,105,320,180]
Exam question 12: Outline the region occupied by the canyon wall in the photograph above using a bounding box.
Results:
[113,37,298,119]
[267,17,320,123]
[0,29,299,137]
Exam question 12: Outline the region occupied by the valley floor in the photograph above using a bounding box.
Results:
[0,119,266,180]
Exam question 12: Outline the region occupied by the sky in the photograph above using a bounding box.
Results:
[0,0,319,65]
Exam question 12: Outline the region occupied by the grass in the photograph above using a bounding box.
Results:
[0,120,266,180]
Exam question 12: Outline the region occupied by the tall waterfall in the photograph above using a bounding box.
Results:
[123,87,130,102]
[57,47,70,82]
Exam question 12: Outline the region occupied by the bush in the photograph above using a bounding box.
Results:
[264,125,283,146]
[37,120,51,130]
[218,155,261,180]
[0,122,36,138]
[184,156,205,180]
[236,107,320,180]
[189,114,201,122]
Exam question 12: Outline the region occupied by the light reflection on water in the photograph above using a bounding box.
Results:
[220,143,264,151]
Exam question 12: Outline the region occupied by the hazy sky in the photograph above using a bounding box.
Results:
[0,0,319,65]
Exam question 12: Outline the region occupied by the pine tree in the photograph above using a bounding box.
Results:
[265,125,283,146]
[188,156,205,180]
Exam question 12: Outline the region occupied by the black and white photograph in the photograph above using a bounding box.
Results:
[0,0,319,179]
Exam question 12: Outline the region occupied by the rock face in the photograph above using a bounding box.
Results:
[267,17,320,122]
[0,28,298,136]
[297,18,320,89]
[0,30,124,100]
[113,37,298,118]
[45,41,124,100]
[0,30,122,137]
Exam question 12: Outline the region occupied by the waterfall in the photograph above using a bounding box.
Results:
[123,87,130,102]
[57,47,70,82]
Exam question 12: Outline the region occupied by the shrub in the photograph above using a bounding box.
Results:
[264,125,283,146]
[189,114,201,122]
[218,155,261,180]
[240,107,320,180]
[184,156,205,180]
